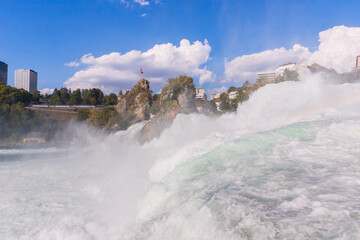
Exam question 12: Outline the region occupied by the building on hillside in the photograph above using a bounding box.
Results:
[14,69,38,92]
[195,88,207,100]
[210,93,221,101]
[0,61,8,85]
[214,98,221,111]
[257,72,277,82]
[275,63,296,76]
[228,87,242,100]
[352,55,360,72]
[257,63,296,82]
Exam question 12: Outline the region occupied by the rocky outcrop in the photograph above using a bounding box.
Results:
[139,75,197,143]
[116,79,152,129]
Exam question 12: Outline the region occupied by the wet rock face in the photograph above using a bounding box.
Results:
[139,75,197,143]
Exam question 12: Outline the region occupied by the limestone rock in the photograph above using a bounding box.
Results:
[115,78,152,129]
[139,75,197,143]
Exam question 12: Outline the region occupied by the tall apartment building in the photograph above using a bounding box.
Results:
[0,61,8,85]
[14,69,38,92]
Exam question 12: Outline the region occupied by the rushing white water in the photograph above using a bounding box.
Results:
[1,76,360,239]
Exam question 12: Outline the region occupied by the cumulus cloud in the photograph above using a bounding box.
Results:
[64,39,213,93]
[40,88,54,95]
[64,61,80,67]
[224,44,311,82]
[120,0,150,7]
[207,86,227,95]
[308,25,360,72]
[224,26,360,83]
[134,0,149,6]
[141,13,147,17]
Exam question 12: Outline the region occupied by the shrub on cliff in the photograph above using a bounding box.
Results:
[77,109,90,121]
[161,75,195,100]
[87,107,117,129]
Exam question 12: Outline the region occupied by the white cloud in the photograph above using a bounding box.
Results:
[64,61,80,67]
[141,13,147,17]
[64,39,213,93]
[224,44,311,82]
[224,26,360,83]
[120,0,150,6]
[207,86,227,95]
[40,88,54,95]
[134,0,149,6]
[308,26,360,72]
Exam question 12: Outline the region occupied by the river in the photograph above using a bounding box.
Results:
[1,77,360,239]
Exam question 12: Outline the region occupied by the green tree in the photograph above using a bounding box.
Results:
[82,89,91,104]
[88,107,117,129]
[283,69,299,81]
[49,95,61,105]
[60,87,70,104]
[227,86,236,93]
[235,89,249,103]
[219,92,231,111]
[103,93,118,105]
[69,89,82,105]
[31,90,41,103]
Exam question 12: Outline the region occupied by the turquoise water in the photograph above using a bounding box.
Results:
[1,79,360,239]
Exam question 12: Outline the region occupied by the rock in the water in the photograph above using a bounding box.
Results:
[116,78,152,129]
[139,75,197,143]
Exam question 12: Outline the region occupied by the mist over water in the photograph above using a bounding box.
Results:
[2,76,360,239]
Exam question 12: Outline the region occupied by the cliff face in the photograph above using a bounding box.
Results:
[116,79,152,129]
[139,75,197,143]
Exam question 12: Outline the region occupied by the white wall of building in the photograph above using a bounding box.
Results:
[15,69,37,92]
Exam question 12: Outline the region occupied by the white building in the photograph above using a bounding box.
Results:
[214,99,221,111]
[275,63,296,76]
[195,88,207,100]
[211,93,221,100]
[228,91,237,100]
[257,63,296,82]
[228,87,242,100]
[257,72,277,82]
[14,69,37,92]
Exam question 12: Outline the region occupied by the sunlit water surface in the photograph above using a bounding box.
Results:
[1,78,360,239]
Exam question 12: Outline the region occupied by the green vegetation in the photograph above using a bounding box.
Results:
[0,83,122,143]
[42,87,118,106]
[88,107,118,129]
[103,93,118,106]
[77,109,90,121]
[0,83,68,142]
[219,92,232,112]
[0,83,38,140]
[162,75,195,97]
[278,69,299,82]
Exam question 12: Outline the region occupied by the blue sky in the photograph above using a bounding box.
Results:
[1,0,360,94]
